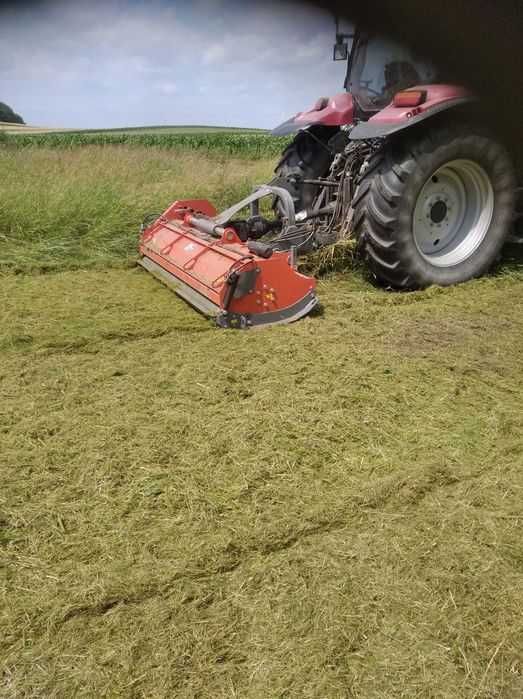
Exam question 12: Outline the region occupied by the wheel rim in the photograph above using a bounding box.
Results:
[412,159,494,267]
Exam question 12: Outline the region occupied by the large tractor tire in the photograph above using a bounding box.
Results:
[270,126,337,212]
[352,124,516,288]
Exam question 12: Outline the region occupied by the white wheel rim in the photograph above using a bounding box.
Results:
[412,159,494,267]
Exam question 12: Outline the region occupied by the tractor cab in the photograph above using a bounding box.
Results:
[272,24,444,136]
[334,26,440,116]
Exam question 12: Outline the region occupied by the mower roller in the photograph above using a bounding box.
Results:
[138,21,519,328]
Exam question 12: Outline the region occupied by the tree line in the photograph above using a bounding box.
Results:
[0,102,24,124]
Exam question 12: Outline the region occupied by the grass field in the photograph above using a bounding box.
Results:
[1,143,522,697]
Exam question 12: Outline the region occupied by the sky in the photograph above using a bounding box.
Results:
[0,0,349,129]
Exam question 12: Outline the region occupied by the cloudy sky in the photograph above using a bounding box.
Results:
[0,0,349,129]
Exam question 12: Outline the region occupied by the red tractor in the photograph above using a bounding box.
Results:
[139,25,518,327]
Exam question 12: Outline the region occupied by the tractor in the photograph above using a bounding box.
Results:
[138,22,518,327]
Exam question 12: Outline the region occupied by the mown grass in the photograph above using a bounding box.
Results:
[1,145,522,697]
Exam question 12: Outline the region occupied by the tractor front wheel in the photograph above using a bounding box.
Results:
[352,124,516,288]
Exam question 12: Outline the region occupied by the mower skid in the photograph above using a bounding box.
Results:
[138,256,221,318]
[138,199,317,329]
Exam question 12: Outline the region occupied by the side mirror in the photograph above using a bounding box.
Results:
[333,41,348,61]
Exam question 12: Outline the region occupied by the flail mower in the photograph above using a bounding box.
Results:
[139,24,518,328]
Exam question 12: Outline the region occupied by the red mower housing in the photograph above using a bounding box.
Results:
[139,200,317,329]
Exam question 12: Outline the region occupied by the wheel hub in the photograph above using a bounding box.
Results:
[419,188,463,251]
[429,199,448,224]
[412,159,494,267]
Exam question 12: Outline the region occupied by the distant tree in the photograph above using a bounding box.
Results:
[0,102,25,124]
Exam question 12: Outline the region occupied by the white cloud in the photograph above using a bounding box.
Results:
[155,81,178,95]
[202,44,227,66]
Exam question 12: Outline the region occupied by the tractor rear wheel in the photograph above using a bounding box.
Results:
[352,124,516,288]
[270,126,337,213]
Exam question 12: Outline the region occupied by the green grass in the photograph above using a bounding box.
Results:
[0,145,276,274]
[1,145,522,697]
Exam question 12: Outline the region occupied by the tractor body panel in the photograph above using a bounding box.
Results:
[350,85,474,139]
[271,92,354,136]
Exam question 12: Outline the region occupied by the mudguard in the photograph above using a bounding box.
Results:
[350,85,475,140]
[272,93,354,136]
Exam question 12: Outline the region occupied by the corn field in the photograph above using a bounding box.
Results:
[5,131,292,158]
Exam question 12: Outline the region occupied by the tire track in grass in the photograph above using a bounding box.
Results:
[56,460,493,627]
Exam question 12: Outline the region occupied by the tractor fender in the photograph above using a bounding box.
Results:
[349,85,476,140]
[272,93,354,136]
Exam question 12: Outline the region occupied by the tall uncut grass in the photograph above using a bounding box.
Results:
[0,145,276,273]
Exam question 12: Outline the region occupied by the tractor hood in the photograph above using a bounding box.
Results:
[271,93,354,136]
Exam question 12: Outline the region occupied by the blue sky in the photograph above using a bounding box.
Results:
[0,0,349,129]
